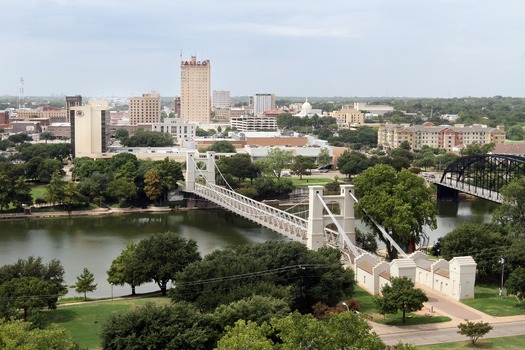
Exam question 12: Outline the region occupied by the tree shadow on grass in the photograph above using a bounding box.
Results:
[47,308,78,324]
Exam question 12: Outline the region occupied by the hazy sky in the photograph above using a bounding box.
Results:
[2,0,524,98]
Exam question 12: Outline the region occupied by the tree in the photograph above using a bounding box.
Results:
[71,268,97,301]
[0,277,54,320]
[121,129,173,147]
[506,125,524,141]
[62,181,84,210]
[114,128,129,140]
[36,158,63,183]
[209,295,290,331]
[291,155,315,180]
[457,320,493,345]
[505,267,525,299]
[259,148,293,179]
[356,228,378,253]
[101,302,212,350]
[171,241,354,313]
[106,178,137,204]
[11,177,32,209]
[143,168,163,203]
[218,311,386,350]
[216,320,274,350]
[39,131,54,143]
[493,177,525,237]
[337,151,370,178]
[374,276,428,323]
[206,140,236,153]
[44,171,65,205]
[107,242,140,295]
[354,165,437,260]
[155,158,184,202]
[460,142,495,156]
[131,232,201,295]
[317,147,331,167]
[0,319,78,350]
[440,223,506,278]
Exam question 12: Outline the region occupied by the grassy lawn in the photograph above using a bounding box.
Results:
[353,285,452,326]
[48,297,170,349]
[462,283,525,317]
[417,335,525,349]
[291,176,335,187]
[31,184,47,201]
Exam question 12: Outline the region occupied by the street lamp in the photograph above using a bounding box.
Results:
[342,302,350,312]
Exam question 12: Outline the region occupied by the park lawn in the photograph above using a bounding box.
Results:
[31,184,47,201]
[48,297,171,350]
[291,176,334,187]
[353,285,451,326]
[417,334,525,349]
[462,283,525,317]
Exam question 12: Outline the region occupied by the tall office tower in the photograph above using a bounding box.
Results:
[253,93,275,116]
[173,96,181,117]
[65,95,82,123]
[212,90,230,109]
[129,90,161,125]
[70,100,110,158]
[180,56,211,123]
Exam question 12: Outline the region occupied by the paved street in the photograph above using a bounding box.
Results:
[380,320,525,346]
[371,283,525,346]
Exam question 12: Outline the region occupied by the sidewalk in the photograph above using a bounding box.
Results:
[371,283,525,345]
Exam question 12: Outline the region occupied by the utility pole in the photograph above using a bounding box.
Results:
[500,256,505,299]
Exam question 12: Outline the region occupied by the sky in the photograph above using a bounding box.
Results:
[1,0,524,98]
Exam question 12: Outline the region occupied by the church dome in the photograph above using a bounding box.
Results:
[301,98,312,115]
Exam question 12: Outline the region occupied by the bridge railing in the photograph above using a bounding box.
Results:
[194,182,308,243]
[436,177,502,203]
[324,227,367,264]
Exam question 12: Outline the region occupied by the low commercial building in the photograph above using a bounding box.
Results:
[151,118,196,143]
[331,106,365,127]
[230,115,277,132]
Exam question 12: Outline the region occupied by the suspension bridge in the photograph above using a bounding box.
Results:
[184,152,408,263]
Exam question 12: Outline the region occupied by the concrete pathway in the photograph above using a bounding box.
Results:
[370,283,525,346]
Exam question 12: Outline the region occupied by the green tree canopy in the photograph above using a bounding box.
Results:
[493,177,525,237]
[101,302,212,350]
[217,311,387,350]
[337,150,370,178]
[354,164,437,260]
[258,148,293,179]
[440,223,508,278]
[0,319,78,350]
[71,268,97,301]
[291,155,315,180]
[131,232,201,295]
[107,241,139,295]
[205,140,237,153]
[121,129,174,147]
[505,267,525,299]
[374,276,428,323]
[171,241,354,313]
[457,320,493,345]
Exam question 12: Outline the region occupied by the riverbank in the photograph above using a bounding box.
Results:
[0,205,212,220]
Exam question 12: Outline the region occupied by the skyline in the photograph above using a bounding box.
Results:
[1,0,524,98]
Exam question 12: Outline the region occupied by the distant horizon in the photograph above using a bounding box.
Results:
[2,94,525,101]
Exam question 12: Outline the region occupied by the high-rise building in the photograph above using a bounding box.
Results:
[173,96,181,117]
[180,56,211,123]
[70,100,110,158]
[65,95,82,123]
[212,90,230,109]
[253,93,275,116]
[129,90,161,125]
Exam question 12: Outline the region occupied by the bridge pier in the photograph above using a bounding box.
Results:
[186,151,216,192]
[307,185,356,251]
[436,184,458,202]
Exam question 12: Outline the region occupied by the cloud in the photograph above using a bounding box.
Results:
[209,22,358,38]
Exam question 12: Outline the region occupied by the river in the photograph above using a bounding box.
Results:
[0,197,498,298]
